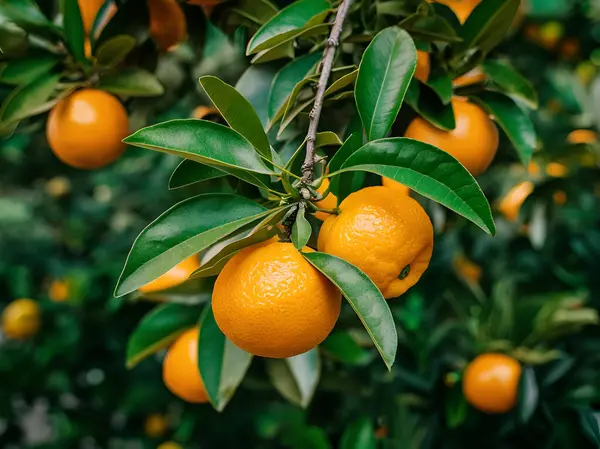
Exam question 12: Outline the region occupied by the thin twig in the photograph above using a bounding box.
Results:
[299,0,353,199]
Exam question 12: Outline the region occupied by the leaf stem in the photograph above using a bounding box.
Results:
[299,0,353,199]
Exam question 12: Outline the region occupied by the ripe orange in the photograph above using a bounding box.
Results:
[162,328,209,403]
[452,67,486,88]
[49,279,69,303]
[405,97,499,176]
[145,414,169,438]
[318,186,433,299]
[192,106,219,120]
[434,0,482,24]
[139,255,200,294]
[462,353,521,414]
[78,0,105,34]
[1,298,41,340]
[381,177,411,195]
[566,129,597,144]
[545,162,568,178]
[314,178,337,221]
[148,0,187,52]
[46,89,129,169]
[453,254,482,283]
[497,181,534,222]
[415,50,430,83]
[157,443,183,449]
[553,190,567,205]
[212,241,341,358]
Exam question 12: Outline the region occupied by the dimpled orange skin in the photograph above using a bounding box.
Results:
[139,255,200,293]
[46,89,129,169]
[405,97,499,176]
[314,178,338,221]
[433,0,481,24]
[148,0,187,52]
[163,328,209,403]
[1,299,41,340]
[212,241,341,359]
[318,186,433,299]
[463,353,521,414]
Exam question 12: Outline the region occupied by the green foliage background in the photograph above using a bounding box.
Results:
[2,0,600,448]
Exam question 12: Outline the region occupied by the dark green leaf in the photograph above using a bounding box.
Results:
[303,252,397,369]
[542,356,574,387]
[251,40,295,64]
[445,385,468,428]
[0,73,60,125]
[266,349,320,408]
[340,418,376,449]
[115,194,269,296]
[321,331,372,365]
[324,70,358,97]
[63,0,86,63]
[0,21,28,57]
[235,64,279,127]
[405,81,456,130]
[98,68,164,97]
[95,35,136,68]
[328,133,363,198]
[517,367,539,423]
[579,408,600,447]
[200,76,271,161]
[334,138,495,234]
[426,68,453,105]
[405,15,462,43]
[168,160,226,190]
[126,303,202,368]
[96,0,150,47]
[1,0,60,36]
[0,55,59,86]
[292,205,311,250]
[356,27,416,141]
[198,307,253,411]
[472,91,536,166]
[246,0,330,54]
[315,131,342,147]
[482,59,539,109]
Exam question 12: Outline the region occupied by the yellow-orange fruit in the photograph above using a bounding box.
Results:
[566,129,597,144]
[148,0,187,52]
[139,256,200,293]
[434,0,482,24]
[497,181,534,222]
[1,298,41,340]
[314,178,338,221]
[415,50,430,83]
[452,67,486,88]
[381,178,411,195]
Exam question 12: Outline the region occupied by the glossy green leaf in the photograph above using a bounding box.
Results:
[0,21,28,58]
[126,303,202,368]
[472,92,536,166]
[315,131,342,147]
[198,307,253,411]
[426,68,453,105]
[332,138,495,234]
[230,0,278,27]
[168,160,226,190]
[517,367,539,423]
[98,68,164,97]
[251,40,295,64]
[292,205,311,250]
[0,73,60,125]
[356,27,417,141]
[482,59,539,109]
[340,418,376,449]
[235,64,279,127]
[268,52,321,120]
[405,81,456,130]
[200,76,271,161]
[404,15,461,43]
[0,55,59,86]
[445,385,468,428]
[95,35,136,68]
[115,194,269,296]
[321,331,372,365]
[325,70,358,98]
[63,0,86,63]
[96,0,150,47]
[247,0,330,54]
[328,133,363,198]
[303,252,397,369]
[579,409,600,446]
[1,0,60,36]
[266,348,320,408]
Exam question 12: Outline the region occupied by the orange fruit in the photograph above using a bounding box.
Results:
[78,0,105,34]
[186,0,221,17]
[139,255,200,294]
[192,106,219,120]
[49,279,69,303]
[434,0,482,24]
[145,414,169,438]
[148,0,187,52]
[314,178,337,221]
[566,129,597,144]
[545,162,568,178]
[559,38,580,59]
[405,97,499,176]
[375,426,388,439]
[462,353,521,414]
[553,190,567,205]
[1,298,41,340]
[527,161,541,176]
[381,178,411,195]
[453,254,482,283]
[157,443,183,449]
[162,328,209,403]
[212,241,341,358]
[415,50,430,83]
[452,67,486,88]
[497,181,534,222]
[46,89,129,169]
[318,186,433,299]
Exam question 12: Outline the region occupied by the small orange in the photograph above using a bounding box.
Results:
[212,241,341,358]
[191,106,219,120]
[145,414,169,438]
[452,67,486,88]
[405,97,499,176]
[433,0,482,24]
[162,328,209,403]
[78,0,105,34]
[46,89,129,169]
[1,298,41,340]
[318,186,433,299]
[374,426,388,439]
[559,38,580,59]
[453,254,482,284]
[139,255,200,294]
[497,181,534,222]
[415,50,430,83]
[566,129,597,145]
[553,190,567,205]
[462,353,521,414]
[49,279,69,303]
[314,178,337,221]
[381,178,411,195]
[157,443,183,449]
[527,161,541,176]
[148,0,187,52]
[545,162,568,178]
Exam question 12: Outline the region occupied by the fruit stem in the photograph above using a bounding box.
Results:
[299,0,353,199]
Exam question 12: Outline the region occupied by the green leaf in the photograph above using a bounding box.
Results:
[266,348,320,408]
[199,76,271,161]
[303,252,397,369]
[246,0,330,55]
[482,59,539,109]
[445,385,468,428]
[168,160,226,190]
[472,92,536,166]
[315,131,342,148]
[0,55,59,86]
[63,0,86,63]
[405,81,456,130]
[0,73,60,126]
[356,27,416,141]
[325,70,358,98]
[321,331,372,365]
[268,52,321,120]
[126,303,202,368]
[235,64,279,127]
[517,367,539,423]
[1,0,60,36]
[340,418,376,449]
[0,21,27,58]
[579,409,600,447]
[292,205,311,250]
[95,35,137,68]
[198,307,253,411]
[98,68,164,97]
[96,0,150,47]
[328,133,363,198]
[332,138,495,235]
[405,15,462,43]
[426,68,453,105]
[115,194,269,296]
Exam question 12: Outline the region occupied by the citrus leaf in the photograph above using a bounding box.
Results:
[251,22,330,63]
[328,133,363,199]
[199,76,271,161]
[356,27,417,141]
[321,331,372,365]
[340,418,376,449]
[292,205,311,250]
[0,73,60,125]
[266,348,320,408]
[63,0,86,63]
[332,138,495,235]
[168,160,226,190]
[98,67,164,97]
[579,409,600,447]
[96,0,150,47]
[404,15,462,43]
[115,194,270,297]
[325,70,358,97]
[0,54,60,86]
[482,59,539,109]
[472,91,536,166]
[517,366,539,423]
[198,307,253,411]
[426,68,453,105]
[126,303,203,368]
[405,81,456,130]
[95,35,136,68]
[246,0,330,55]
[1,0,60,36]
[0,21,28,58]
[235,64,279,127]
[303,252,397,369]
[315,131,343,147]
